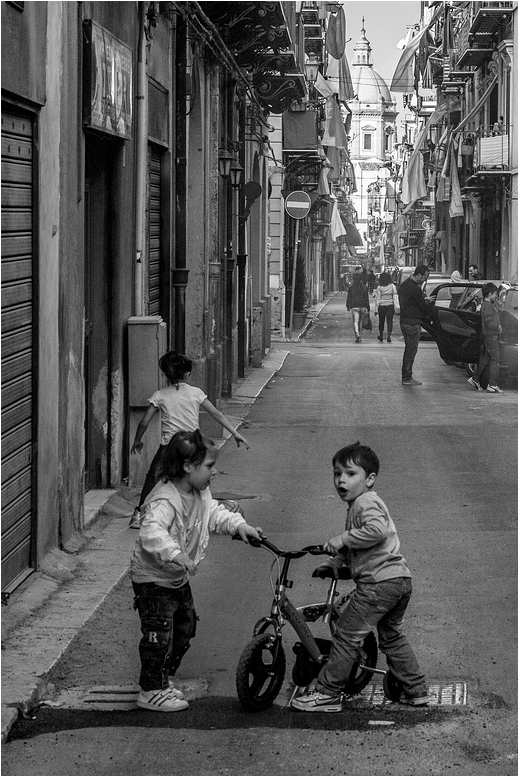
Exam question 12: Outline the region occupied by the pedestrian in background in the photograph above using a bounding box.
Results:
[346,266,370,344]
[374,271,399,343]
[397,265,431,386]
[130,429,264,712]
[468,282,503,394]
[130,351,249,527]
[367,270,378,295]
[468,264,483,281]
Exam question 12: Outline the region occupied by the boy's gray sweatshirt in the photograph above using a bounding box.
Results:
[333,490,411,583]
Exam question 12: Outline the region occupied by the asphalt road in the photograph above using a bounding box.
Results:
[3,294,517,776]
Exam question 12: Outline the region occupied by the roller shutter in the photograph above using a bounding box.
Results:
[1,111,35,591]
[148,147,161,315]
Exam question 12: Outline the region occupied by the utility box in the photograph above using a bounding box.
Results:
[127,316,167,406]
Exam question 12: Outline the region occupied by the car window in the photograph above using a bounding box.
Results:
[502,288,518,315]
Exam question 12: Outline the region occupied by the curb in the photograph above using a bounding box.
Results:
[1,348,289,743]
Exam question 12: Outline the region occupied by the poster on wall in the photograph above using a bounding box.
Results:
[83,20,132,140]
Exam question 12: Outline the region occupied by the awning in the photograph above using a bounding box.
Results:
[339,218,363,246]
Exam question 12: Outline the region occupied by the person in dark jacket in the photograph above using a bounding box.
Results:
[397,265,430,385]
[346,266,370,343]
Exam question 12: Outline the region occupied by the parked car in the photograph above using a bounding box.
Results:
[420,275,451,339]
[422,281,518,385]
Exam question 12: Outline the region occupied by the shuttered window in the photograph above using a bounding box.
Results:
[1,110,35,590]
[148,147,161,315]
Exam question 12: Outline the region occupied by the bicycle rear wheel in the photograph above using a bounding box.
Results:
[236,633,286,712]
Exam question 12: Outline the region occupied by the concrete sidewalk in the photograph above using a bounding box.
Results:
[1,345,296,742]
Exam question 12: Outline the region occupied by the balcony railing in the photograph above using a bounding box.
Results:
[459,126,511,172]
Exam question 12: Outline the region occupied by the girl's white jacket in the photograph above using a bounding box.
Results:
[130,480,246,588]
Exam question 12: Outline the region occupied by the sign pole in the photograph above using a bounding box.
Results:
[288,218,300,340]
[284,190,311,341]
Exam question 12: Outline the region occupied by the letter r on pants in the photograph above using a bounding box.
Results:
[148,631,158,643]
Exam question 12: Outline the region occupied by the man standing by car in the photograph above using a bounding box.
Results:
[398,265,431,386]
[468,264,483,281]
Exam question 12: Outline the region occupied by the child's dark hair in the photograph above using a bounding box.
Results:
[158,351,192,386]
[482,282,498,298]
[159,429,216,482]
[333,441,380,476]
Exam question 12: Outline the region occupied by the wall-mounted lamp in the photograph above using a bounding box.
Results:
[218,149,233,179]
[230,160,244,189]
[304,55,322,85]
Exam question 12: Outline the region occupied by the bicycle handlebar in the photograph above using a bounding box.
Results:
[233,534,329,559]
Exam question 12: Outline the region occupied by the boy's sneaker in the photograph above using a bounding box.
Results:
[291,686,342,713]
[467,377,481,391]
[399,690,429,706]
[137,688,188,712]
[486,385,503,393]
[167,678,186,699]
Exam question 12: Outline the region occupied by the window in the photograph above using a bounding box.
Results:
[363,133,372,151]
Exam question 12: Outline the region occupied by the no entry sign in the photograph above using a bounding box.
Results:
[285,190,311,220]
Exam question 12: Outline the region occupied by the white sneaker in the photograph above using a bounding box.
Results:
[137,688,188,712]
[486,385,503,394]
[291,685,342,712]
[167,678,186,699]
[467,377,481,391]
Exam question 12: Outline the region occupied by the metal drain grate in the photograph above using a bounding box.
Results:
[290,681,467,709]
[357,681,467,707]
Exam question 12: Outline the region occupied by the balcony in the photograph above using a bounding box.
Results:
[475,125,510,171]
[457,2,513,68]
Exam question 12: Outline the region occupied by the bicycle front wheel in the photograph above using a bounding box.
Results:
[236,633,286,712]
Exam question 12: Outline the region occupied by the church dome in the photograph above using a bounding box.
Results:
[351,20,393,104]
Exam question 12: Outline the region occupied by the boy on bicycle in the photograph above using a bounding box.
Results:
[292,442,428,713]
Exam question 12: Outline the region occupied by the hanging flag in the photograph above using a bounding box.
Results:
[326,6,347,59]
[391,5,443,92]
[330,198,347,241]
[315,71,335,99]
[282,111,318,150]
[401,105,449,208]
[326,54,355,101]
[442,6,454,55]
[321,97,348,148]
[449,138,464,218]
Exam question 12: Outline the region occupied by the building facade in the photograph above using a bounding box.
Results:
[1,1,313,593]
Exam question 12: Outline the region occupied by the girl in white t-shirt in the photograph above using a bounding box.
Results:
[131,352,249,525]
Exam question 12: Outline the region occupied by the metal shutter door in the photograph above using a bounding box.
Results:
[148,148,161,315]
[1,111,35,590]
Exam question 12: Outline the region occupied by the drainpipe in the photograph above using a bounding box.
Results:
[134,2,148,316]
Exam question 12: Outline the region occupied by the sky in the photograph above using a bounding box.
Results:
[340,0,422,87]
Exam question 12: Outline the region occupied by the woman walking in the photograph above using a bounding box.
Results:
[346,266,370,343]
[374,271,399,343]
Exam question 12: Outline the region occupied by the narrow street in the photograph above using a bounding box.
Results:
[3,294,517,777]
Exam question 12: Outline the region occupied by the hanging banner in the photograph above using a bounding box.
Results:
[83,20,133,140]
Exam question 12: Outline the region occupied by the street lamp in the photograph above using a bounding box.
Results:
[304,55,321,85]
[218,148,233,179]
[230,160,243,189]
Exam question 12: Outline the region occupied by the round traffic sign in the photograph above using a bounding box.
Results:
[285,190,311,220]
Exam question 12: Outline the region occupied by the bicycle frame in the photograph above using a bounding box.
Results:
[251,548,339,664]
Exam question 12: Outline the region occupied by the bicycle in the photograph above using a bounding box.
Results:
[235,537,405,712]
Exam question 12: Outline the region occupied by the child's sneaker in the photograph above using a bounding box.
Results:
[291,685,342,712]
[137,688,188,712]
[167,678,186,699]
[486,385,503,393]
[467,377,481,391]
[399,690,429,706]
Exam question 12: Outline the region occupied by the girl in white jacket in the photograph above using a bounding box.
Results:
[130,429,264,712]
